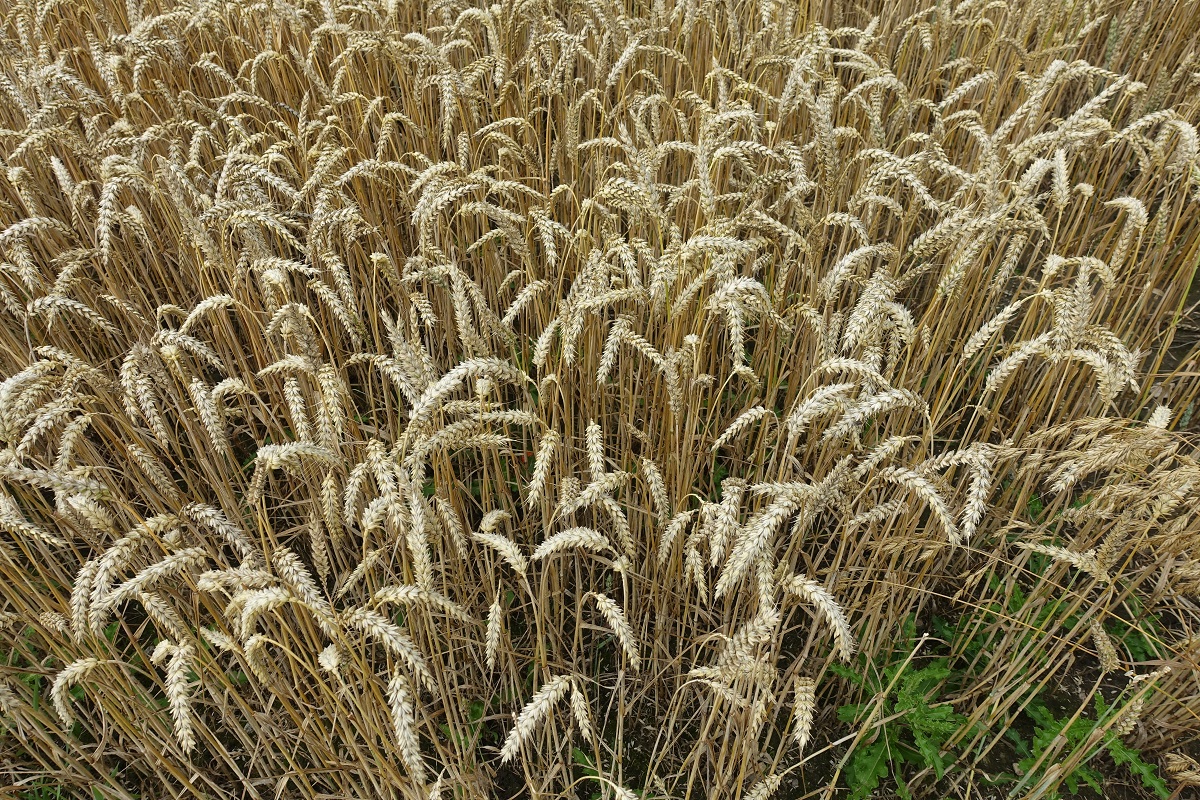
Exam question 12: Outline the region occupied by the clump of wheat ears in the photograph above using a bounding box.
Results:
[1,0,1200,798]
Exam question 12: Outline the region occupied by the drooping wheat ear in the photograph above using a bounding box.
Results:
[744,774,782,800]
[791,677,817,751]
[1147,404,1172,429]
[1015,542,1109,583]
[248,442,337,503]
[283,377,312,442]
[486,595,504,670]
[877,466,960,545]
[0,679,17,717]
[1164,753,1200,786]
[126,443,181,502]
[532,318,560,369]
[320,471,342,542]
[852,436,920,481]
[963,297,1033,362]
[472,529,528,579]
[641,457,669,523]
[1105,196,1148,268]
[343,607,434,690]
[234,586,295,637]
[712,406,775,452]
[1089,619,1120,674]
[585,420,605,480]
[591,593,641,672]
[199,626,238,655]
[847,499,908,529]
[659,509,696,565]
[532,527,612,560]
[1112,667,1170,736]
[318,644,342,675]
[716,605,782,670]
[558,471,631,516]
[558,475,581,510]
[425,496,464,561]
[983,333,1054,395]
[38,611,69,633]
[181,503,256,562]
[373,584,470,623]
[821,389,926,443]
[405,489,435,590]
[786,383,857,436]
[716,497,803,599]
[818,357,891,391]
[684,534,709,604]
[597,316,628,384]
[138,590,188,641]
[272,547,332,620]
[782,574,856,662]
[710,480,746,568]
[407,358,527,433]
[336,548,383,600]
[52,657,102,728]
[309,520,329,583]
[570,681,595,745]
[748,690,773,741]
[960,446,995,543]
[151,641,196,754]
[601,495,636,559]
[179,294,234,334]
[189,380,228,450]
[502,279,548,328]
[243,635,273,684]
[526,429,559,509]
[479,509,511,533]
[500,674,572,763]
[0,495,66,546]
[388,671,426,782]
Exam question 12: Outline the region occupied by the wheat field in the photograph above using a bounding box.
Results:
[1,0,1199,797]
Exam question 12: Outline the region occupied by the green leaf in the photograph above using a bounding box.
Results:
[836,703,869,724]
[571,747,599,778]
[1063,762,1102,794]
[846,740,890,800]
[1026,494,1044,521]
[829,661,866,686]
[1107,736,1171,799]
[912,720,951,778]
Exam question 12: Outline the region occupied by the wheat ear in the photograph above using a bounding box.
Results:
[791,676,817,752]
[591,593,641,671]
[388,671,426,782]
[782,573,856,662]
[500,674,572,762]
[533,527,612,560]
[52,657,102,728]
